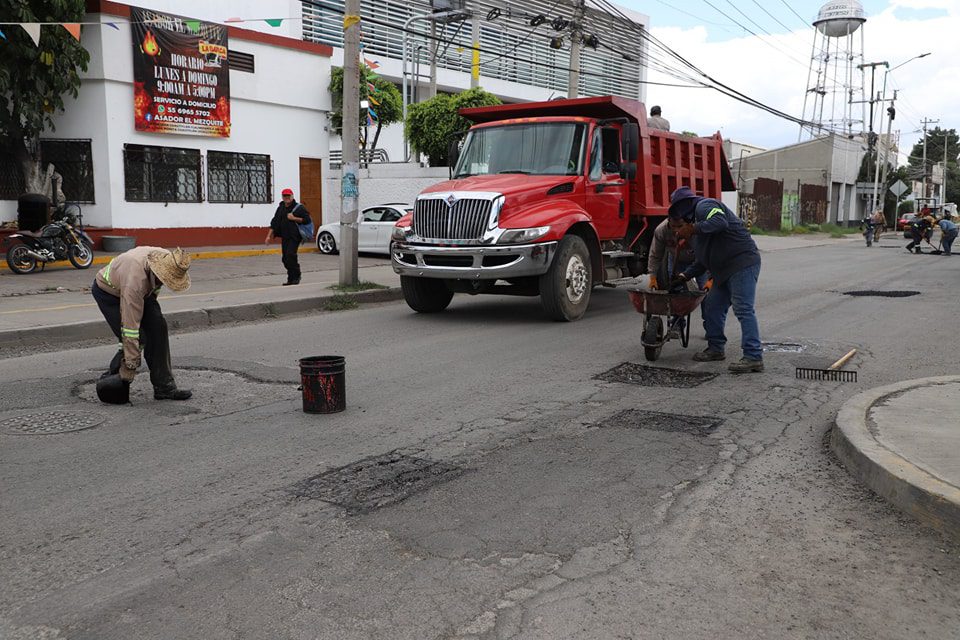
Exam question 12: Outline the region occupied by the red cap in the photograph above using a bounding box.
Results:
[281,188,294,196]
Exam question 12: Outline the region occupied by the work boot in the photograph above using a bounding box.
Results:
[728,358,764,374]
[693,349,725,362]
[154,387,193,401]
[283,279,300,286]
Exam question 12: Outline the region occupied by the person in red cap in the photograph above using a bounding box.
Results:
[266,188,311,285]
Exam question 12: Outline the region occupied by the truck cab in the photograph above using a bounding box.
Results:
[391,96,733,321]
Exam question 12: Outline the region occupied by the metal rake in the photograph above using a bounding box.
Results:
[796,349,858,383]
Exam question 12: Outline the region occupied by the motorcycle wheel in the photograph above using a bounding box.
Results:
[6,244,37,274]
[68,241,94,269]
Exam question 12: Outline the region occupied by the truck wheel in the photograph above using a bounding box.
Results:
[401,276,454,313]
[539,235,592,321]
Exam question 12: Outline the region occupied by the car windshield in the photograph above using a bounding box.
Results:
[453,123,586,178]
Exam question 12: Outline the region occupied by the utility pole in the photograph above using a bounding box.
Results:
[877,90,897,224]
[427,22,438,100]
[470,14,480,89]
[944,131,949,204]
[567,0,585,98]
[920,118,938,200]
[339,0,361,285]
[857,61,887,213]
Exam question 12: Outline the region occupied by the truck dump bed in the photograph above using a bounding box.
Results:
[460,96,736,218]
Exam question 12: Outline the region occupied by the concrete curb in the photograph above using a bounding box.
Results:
[0,287,403,350]
[832,376,960,541]
[0,246,320,273]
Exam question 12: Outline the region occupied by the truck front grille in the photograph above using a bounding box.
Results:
[413,197,492,241]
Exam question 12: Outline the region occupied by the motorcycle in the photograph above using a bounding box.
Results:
[5,203,95,274]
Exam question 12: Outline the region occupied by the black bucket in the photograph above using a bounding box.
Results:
[299,355,345,414]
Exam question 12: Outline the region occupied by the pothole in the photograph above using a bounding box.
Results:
[598,409,722,436]
[288,452,465,515]
[594,363,717,388]
[1,410,105,435]
[843,290,920,297]
[74,368,300,415]
[763,341,806,353]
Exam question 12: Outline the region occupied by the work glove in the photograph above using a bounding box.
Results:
[119,362,137,383]
[648,275,658,290]
[704,278,714,291]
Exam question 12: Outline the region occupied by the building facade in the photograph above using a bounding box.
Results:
[1,0,332,247]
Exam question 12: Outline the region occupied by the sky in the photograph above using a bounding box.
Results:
[619,0,958,163]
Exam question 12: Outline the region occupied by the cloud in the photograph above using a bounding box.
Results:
[646,2,958,161]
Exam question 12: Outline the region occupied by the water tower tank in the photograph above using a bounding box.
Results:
[814,0,866,37]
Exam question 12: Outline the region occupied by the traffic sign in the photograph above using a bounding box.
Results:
[890,180,909,197]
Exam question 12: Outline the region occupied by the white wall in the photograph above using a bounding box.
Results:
[113,0,303,38]
[324,164,448,223]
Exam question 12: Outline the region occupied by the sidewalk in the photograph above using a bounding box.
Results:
[0,245,402,349]
[833,377,960,541]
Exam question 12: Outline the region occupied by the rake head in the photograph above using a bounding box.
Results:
[795,367,858,382]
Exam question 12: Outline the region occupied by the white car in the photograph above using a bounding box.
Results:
[315,203,412,255]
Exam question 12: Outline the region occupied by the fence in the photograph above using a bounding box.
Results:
[739,178,829,230]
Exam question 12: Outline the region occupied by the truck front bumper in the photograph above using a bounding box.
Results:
[391,241,557,280]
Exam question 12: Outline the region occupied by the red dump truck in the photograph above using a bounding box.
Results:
[391,95,735,320]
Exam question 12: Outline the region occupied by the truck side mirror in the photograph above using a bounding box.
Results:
[447,139,461,179]
[620,162,637,181]
[621,123,639,163]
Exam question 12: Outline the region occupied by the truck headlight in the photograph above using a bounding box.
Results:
[498,226,551,244]
[391,225,411,241]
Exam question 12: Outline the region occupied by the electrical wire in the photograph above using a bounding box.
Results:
[776,0,812,29]
[745,0,803,34]
[301,0,703,89]
[478,0,564,66]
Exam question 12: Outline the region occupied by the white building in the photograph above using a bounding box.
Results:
[306,0,651,164]
[1,0,332,247]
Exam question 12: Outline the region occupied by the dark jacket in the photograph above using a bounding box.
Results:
[270,200,310,240]
[681,198,760,284]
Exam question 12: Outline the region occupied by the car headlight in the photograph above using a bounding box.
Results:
[497,226,551,244]
[391,225,411,241]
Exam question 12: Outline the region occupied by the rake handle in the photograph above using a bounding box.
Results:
[828,349,857,371]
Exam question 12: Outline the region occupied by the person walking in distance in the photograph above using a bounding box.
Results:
[668,186,764,374]
[91,247,193,400]
[647,105,670,131]
[266,188,311,285]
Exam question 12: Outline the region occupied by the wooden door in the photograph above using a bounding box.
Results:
[299,157,323,227]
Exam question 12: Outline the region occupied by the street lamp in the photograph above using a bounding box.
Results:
[870,52,932,214]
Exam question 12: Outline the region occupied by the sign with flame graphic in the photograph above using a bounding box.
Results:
[131,7,230,137]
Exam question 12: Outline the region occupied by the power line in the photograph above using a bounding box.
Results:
[775,0,812,29]
[745,0,801,33]
[700,0,809,69]
[301,0,702,90]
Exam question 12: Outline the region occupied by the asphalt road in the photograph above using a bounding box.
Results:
[1,236,958,639]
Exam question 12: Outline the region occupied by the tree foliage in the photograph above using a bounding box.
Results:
[0,0,90,196]
[405,87,502,166]
[329,65,402,156]
[907,126,959,204]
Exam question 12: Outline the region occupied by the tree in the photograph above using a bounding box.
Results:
[907,126,959,204]
[406,87,501,166]
[329,65,402,158]
[0,0,90,199]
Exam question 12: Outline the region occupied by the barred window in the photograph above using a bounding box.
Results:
[41,139,96,203]
[0,139,95,202]
[207,151,272,203]
[123,144,202,203]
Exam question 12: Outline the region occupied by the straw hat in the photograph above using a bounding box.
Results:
[147,247,191,292]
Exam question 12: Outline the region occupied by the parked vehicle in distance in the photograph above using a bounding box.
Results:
[316,204,412,255]
[897,213,917,231]
[391,95,735,321]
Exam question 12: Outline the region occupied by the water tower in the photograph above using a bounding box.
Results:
[799,1,867,140]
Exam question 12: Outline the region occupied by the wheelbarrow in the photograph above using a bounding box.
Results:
[626,288,706,361]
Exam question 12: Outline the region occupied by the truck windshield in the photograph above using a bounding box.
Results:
[454,123,586,178]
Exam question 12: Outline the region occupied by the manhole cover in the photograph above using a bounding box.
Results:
[288,452,464,514]
[594,363,717,388]
[763,342,805,353]
[843,290,920,297]
[1,410,105,435]
[599,409,722,436]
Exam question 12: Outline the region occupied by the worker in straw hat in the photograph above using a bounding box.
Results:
[91,246,193,401]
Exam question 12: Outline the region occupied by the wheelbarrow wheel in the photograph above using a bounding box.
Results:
[642,316,663,361]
